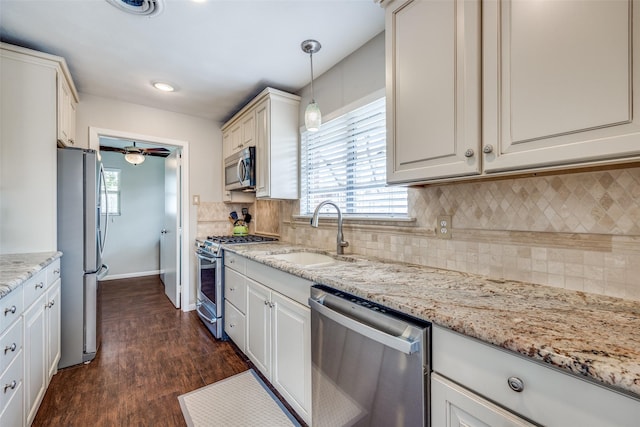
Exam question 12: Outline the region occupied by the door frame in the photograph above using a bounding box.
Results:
[89,127,190,311]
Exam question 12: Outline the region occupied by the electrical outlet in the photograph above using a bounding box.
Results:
[437,215,452,239]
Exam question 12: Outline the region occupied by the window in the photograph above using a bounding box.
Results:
[300,97,408,216]
[101,168,121,215]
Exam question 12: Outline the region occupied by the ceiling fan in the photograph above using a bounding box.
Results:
[100,141,171,165]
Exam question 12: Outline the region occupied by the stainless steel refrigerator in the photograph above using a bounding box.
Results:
[57,147,109,368]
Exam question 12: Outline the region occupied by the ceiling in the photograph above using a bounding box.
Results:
[0,0,385,124]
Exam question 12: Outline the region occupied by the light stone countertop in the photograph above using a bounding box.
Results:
[223,242,640,399]
[0,252,63,299]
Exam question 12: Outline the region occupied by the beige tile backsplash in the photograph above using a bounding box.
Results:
[196,167,640,300]
[279,166,640,301]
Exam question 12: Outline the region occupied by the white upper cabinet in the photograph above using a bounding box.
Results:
[221,87,300,200]
[385,0,482,183]
[382,0,640,184]
[57,71,78,147]
[483,0,640,173]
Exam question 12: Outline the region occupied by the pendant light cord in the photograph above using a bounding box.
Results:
[309,51,315,103]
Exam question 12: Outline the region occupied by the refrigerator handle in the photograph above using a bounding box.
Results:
[98,163,109,256]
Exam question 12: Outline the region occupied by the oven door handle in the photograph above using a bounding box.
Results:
[195,251,217,262]
[196,301,217,324]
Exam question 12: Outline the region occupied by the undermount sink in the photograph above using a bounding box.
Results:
[270,251,337,267]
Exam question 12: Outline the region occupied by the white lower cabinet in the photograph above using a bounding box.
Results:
[24,293,47,426]
[0,258,61,427]
[432,373,534,427]
[432,325,640,426]
[225,251,312,425]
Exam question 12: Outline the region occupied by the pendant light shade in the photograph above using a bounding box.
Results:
[301,39,322,132]
[305,101,322,132]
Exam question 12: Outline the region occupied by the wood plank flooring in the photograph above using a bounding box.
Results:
[32,275,251,426]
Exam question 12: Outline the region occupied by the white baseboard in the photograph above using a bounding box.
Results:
[100,270,161,281]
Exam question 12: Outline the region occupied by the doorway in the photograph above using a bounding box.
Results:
[89,127,190,311]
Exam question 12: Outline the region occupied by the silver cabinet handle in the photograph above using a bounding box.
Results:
[4,343,17,354]
[483,144,494,154]
[229,287,235,292]
[464,149,474,158]
[54,268,60,274]
[3,380,17,393]
[264,300,269,306]
[229,323,236,328]
[35,282,44,290]
[507,376,524,392]
[4,305,16,316]
[47,300,55,309]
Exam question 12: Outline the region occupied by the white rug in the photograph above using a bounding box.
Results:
[178,370,301,427]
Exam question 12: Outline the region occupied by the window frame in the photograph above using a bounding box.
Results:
[299,89,408,218]
[102,167,121,216]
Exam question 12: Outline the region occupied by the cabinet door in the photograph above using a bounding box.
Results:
[385,0,481,183]
[231,123,242,152]
[24,293,47,426]
[57,73,74,146]
[483,0,640,172]
[271,292,311,424]
[46,278,61,382]
[432,374,536,427]
[224,267,246,313]
[245,278,271,378]
[242,112,255,148]
[224,300,246,353]
[254,99,270,198]
[222,130,233,159]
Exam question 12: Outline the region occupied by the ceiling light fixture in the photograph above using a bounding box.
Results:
[124,142,145,165]
[152,81,175,92]
[301,39,322,132]
[106,0,164,17]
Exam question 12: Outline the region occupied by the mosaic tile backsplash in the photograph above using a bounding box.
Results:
[279,166,640,301]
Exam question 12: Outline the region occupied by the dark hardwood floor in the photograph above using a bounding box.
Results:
[32,275,251,426]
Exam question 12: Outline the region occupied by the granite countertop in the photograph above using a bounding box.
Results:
[0,252,63,299]
[223,242,640,399]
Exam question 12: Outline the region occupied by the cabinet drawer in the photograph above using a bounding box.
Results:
[0,287,23,333]
[433,325,640,426]
[224,251,245,274]
[224,268,246,313]
[47,259,61,286]
[0,348,23,416]
[0,318,23,375]
[224,300,246,353]
[23,269,47,309]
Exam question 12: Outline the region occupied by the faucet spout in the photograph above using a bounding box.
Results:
[310,200,349,255]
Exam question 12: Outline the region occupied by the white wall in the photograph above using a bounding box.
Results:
[75,94,221,307]
[298,31,385,124]
[100,151,165,279]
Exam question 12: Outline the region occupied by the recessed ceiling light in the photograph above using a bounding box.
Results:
[152,82,175,92]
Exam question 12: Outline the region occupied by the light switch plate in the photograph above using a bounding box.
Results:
[437,215,452,239]
[192,195,200,205]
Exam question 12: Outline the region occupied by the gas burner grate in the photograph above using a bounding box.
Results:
[206,235,278,245]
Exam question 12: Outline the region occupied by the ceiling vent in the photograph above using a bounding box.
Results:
[106,0,164,17]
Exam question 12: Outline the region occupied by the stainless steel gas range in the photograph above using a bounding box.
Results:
[194,234,277,339]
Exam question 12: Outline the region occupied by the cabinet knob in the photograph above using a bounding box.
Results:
[482,144,494,154]
[507,376,524,392]
[4,343,17,354]
[264,300,269,306]
[47,300,55,308]
[3,305,17,316]
[229,323,236,328]
[3,380,17,393]
[464,149,475,158]
[36,282,44,290]
[54,268,60,274]
[229,287,235,292]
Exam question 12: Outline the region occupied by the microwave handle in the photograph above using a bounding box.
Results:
[236,157,245,183]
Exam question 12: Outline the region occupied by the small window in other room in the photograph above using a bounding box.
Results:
[300,96,408,217]
[102,168,121,216]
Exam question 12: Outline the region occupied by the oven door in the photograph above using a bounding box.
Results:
[195,250,223,328]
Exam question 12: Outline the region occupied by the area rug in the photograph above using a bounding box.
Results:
[178,369,301,427]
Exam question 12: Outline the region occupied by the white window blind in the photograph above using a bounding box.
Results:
[300,97,407,216]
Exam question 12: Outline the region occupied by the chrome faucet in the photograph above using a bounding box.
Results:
[310,200,349,255]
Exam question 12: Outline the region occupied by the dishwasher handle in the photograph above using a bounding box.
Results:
[309,297,421,355]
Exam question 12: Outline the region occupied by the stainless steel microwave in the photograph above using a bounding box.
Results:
[224,147,255,191]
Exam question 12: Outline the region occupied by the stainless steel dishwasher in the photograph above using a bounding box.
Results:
[309,284,430,427]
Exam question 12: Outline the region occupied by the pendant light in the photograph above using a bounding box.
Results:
[301,39,322,132]
[124,142,145,165]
